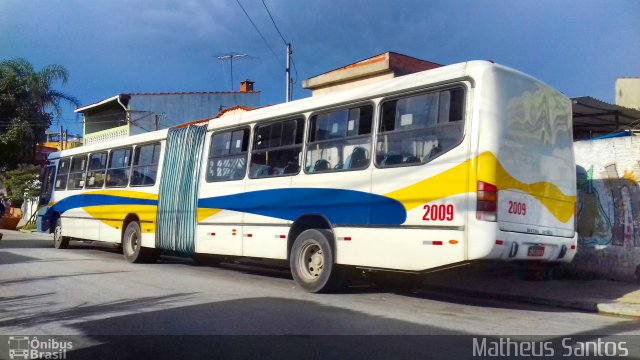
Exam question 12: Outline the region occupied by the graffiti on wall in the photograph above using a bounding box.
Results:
[576,165,640,248]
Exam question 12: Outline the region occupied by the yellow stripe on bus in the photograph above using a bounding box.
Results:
[385,152,575,223]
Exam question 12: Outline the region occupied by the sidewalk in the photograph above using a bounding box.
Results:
[420,262,640,317]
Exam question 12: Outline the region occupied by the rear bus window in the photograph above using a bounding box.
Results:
[130,143,161,186]
[250,118,304,178]
[106,147,132,188]
[207,128,250,182]
[376,87,465,167]
[55,158,70,190]
[67,155,88,190]
[306,105,372,173]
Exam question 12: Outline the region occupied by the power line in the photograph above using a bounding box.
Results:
[235,0,281,64]
[260,0,299,91]
[261,0,287,45]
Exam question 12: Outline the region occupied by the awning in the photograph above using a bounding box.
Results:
[572,96,640,140]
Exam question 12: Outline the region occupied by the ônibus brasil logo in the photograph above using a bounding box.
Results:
[7,336,72,359]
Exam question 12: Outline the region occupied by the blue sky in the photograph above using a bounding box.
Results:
[1,0,638,136]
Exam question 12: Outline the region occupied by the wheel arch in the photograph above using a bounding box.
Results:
[121,213,140,242]
[49,211,61,233]
[287,214,334,260]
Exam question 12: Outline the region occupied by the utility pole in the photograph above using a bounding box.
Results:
[59,126,64,150]
[285,43,292,102]
[216,53,248,91]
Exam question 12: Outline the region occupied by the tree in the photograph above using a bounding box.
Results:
[1,164,41,207]
[0,119,35,169]
[0,58,80,169]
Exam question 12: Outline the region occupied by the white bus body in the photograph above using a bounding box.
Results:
[38,61,577,292]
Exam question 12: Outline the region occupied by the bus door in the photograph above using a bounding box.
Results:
[37,162,57,232]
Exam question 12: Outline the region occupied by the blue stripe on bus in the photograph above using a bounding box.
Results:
[198,188,407,225]
[43,187,407,227]
[44,194,157,217]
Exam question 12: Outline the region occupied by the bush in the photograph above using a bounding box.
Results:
[2,164,41,207]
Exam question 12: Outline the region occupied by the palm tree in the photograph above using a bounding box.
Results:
[0,58,81,138]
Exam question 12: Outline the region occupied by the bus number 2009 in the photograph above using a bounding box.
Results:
[422,204,454,221]
[508,201,526,215]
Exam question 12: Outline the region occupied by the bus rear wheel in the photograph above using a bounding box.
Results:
[290,229,344,293]
[53,218,69,249]
[122,221,154,263]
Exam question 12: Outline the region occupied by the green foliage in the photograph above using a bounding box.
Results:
[0,119,35,169]
[2,164,41,207]
[0,58,80,170]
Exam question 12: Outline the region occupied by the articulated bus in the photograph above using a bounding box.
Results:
[37,61,577,292]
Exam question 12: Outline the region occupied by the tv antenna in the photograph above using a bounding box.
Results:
[216,53,248,91]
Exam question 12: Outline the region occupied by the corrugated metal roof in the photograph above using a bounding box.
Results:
[572,96,640,140]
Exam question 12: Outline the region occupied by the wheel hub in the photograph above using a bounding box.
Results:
[299,242,324,279]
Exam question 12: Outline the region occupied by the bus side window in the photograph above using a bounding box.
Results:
[376,87,465,168]
[86,152,108,188]
[207,127,249,182]
[54,158,70,190]
[130,143,161,186]
[250,118,304,178]
[67,155,88,190]
[306,105,372,173]
[106,147,132,188]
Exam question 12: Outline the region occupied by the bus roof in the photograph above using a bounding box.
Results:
[50,60,550,161]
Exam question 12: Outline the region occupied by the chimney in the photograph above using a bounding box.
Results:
[240,80,254,93]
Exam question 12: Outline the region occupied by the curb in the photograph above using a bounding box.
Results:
[419,284,599,313]
[597,302,640,318]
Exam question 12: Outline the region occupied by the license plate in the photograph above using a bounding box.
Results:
[527,246,545,257]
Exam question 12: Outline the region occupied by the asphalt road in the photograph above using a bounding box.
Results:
[1,230,638,359]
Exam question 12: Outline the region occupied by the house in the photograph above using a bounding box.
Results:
[76,80,260,145]
[302,52,442,96]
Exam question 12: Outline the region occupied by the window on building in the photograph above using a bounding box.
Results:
[55,158,71,190]
[376,87,465,167]
[207,127,250,182]
[86,152,108,189]
[67,155,88,190]
[130,143,161,186]
[306,105,373,173]
[106,147,132,188]
[250,118,304,178]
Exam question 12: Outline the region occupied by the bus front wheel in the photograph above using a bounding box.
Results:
[122,221,153,263]
[53,218,69,249]
[290,229,344,293]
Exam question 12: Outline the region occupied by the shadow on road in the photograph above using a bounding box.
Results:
[62,297,640,360]
[0,292,196,329]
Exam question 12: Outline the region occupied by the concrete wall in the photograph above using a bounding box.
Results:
[572,136,640,281]
[128,92,260,132]
[616,78,640,110]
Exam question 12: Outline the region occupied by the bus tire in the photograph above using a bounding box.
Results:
[290,229,344,293]
[53,218,69,249]
[122,221,152,263]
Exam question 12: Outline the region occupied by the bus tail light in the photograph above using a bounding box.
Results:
[477,181,498,222]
